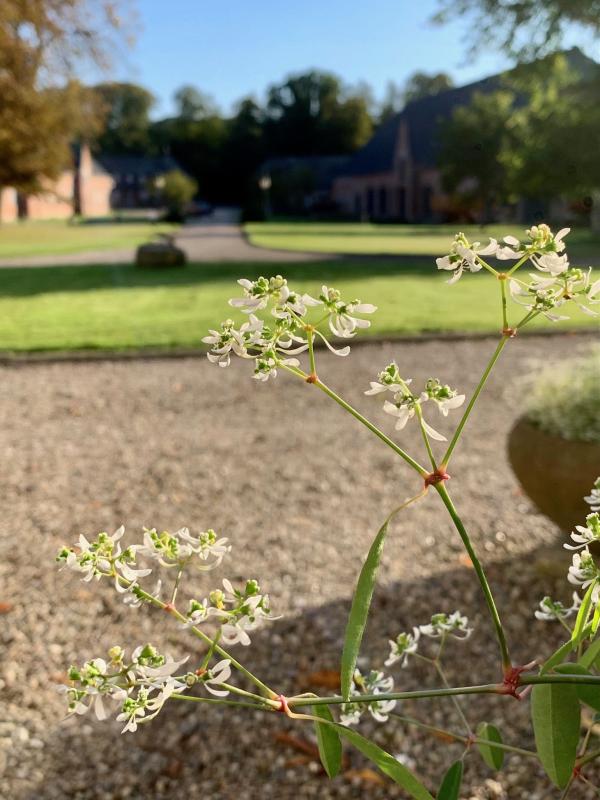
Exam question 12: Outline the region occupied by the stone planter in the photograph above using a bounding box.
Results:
[508,416,600,532]
[136,241,186,268]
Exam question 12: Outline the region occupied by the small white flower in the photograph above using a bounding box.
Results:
[202,659,232,697]
[535,593,581,621]
[385,628,420,668]
[565,513,600,551]
[319,285,376,338]
[436,233,498,283]
[339,669,397,725]
[568,548,599,589]
[419,611,472,639]
[585,478,600,512]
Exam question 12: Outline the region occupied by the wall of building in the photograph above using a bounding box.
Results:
[0,188,18,223]
[25,173,74,220]
[332,172,413,221]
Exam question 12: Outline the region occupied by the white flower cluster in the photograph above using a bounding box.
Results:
[182,578,277,646]
[386,612,472,668]
[536,480,600,623]
[138,526,230,570]
[339,668,396,726]
[365,362,465,441]
[436,232,498,284]
[510,267,600,321]
[203,276,376,379]
[59,643,192,733]
[534,593,581,622]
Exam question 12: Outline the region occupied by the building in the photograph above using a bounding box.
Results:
[0,144,113,223]
[259,155,351,215]
[332,48,596,222]
[95,154,184,209]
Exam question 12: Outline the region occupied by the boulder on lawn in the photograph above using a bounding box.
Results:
[136,239,186,268]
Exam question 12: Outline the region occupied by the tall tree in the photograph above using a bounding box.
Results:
[434,0,600,58]
[438,89,517,220]
[264,71,373,155]
[403,71,454,104]
[93,82,155,154]
[0,1,131,195]
[173,85,219,121]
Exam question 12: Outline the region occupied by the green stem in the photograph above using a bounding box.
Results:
[219,682,273,703]
[521,675,600,687]
[441,336,508,469]
[499,276,508,330]
[435,484,511,671]
[313,378,427,477]
[415,404,438,471]
[506,253,531,277]
[390,713,537,759]
[288,684,502,707]
[434,660,472,736]
[307,327,316,376]
[170,693,272,711]
[577,747,600,768]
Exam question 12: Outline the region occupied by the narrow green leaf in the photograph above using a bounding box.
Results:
[531,682,581,788]
[437,760,463,800]
[476,722,504,770]
[592,603,600,636]
[336,724,434,799]
[556,663,600,713]
[580,636,600,670]
[541,625,590,674]
[572,582,596,643]
[312,704,342,778]
[341,519,389,700]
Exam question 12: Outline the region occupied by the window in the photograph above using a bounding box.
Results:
[379,187,387,217]
[366,188,374,216]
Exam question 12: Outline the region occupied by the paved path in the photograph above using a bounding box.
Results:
[0,208,330,267]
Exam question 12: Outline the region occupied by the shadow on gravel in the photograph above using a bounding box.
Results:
[21,542,599,800]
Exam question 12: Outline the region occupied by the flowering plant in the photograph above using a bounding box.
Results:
[58,224,600,797]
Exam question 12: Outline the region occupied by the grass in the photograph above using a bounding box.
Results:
[0,259,596,353]
[245,222,600,262]
[0,219,178,258]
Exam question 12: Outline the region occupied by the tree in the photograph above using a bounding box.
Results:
[403,71,454,104]
[438,89,517,220]
[0,1,128,196]
[93,82,155,154]
[379,81,404,123]
[434,0,600,58]
[160,169,197,220]
[264,71,373,156]
[173,85,219,121]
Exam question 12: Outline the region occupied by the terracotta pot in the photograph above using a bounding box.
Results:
[507,416,600,532]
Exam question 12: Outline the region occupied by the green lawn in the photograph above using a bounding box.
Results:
[0,259,596,353]
[246,222,600,262]
[0,219,178,258]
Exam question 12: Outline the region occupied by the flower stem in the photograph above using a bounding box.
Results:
[415,404,438,471]
[170,693,271,711]
[288,684,502,707]
[433,659,472,736]
[307,327,317,376]
[313,378,428,477]
[434,484,511,671]
[499,276,508,330]
[441,336,508,469]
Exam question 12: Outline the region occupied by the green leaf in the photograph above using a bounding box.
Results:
[312,704,342,778]
[336,724,434,799]
[341,519,389,700]
[437,760,463,800]
[476,722,504,770]
[580,636,600,670]
[555,663,600,713]
[592,603,600,636]
[531,682,581,788]
[572,581,596,643]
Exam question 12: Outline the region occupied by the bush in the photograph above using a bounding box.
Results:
[525,346,600,442]
[160,169,198,221]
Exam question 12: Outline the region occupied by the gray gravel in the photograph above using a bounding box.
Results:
[1,333,599,800]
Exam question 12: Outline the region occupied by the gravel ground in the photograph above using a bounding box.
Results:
[1,333,598,800]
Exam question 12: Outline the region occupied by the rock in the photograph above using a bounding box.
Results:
[135,241,186,268]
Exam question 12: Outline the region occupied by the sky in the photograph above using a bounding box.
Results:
[114,0,598,118]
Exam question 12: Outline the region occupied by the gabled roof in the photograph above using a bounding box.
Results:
[342,47,597,177]
[95,153,182,178]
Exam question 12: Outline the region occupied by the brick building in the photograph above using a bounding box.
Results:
[0,143,113,222]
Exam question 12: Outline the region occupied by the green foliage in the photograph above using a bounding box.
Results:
[476,722,504,770]
[341,520,389,700]
[525,347,600,443]
[160,169,198,219]
[93,82,155,155]
[555,664,600,713]
[531,682,580,788]
[404,71,454,104]
[312,705,342,778]
[436,760,463,799]
[336,725,434,799]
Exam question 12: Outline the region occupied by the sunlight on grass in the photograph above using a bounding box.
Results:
[0,259,595,352]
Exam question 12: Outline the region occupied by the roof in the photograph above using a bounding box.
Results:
[94,154,182,178]
[342,47,597,177]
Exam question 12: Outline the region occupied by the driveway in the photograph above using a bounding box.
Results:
[0,208,331,267]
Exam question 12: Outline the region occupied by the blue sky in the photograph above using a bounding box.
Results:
[116,0,597,117]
